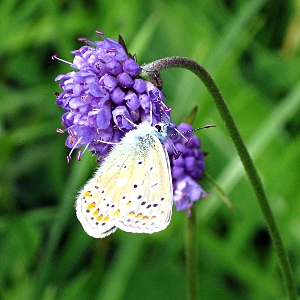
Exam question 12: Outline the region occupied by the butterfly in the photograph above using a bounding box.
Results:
[76,121,173,238]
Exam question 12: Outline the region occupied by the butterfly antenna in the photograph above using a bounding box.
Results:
[169,124,216,146]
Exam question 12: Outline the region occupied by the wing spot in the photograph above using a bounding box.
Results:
[141,201,146,206]
[106,204,109,207]
[114,210,120,216]
[93,208,100,216]
[83,191,92,199]
[101,223,106,226]
[123,165,127,169]
[87,202,96,209]
[101,189,105,194]
[142,216,149,220]
[126,201,132,206]
[153,203,158,207]
[137,195,142,199]
[150,166,154,171]
[95,186,99,189]
[133,184,138,188]
[128,211,135,217]
[96,214,103,221]
[138,161,143,165]
[95,222,99,225]
[160,197,165,201]
[136,213,143,219]
[104,215,110,221]
[146,204,151,209]
[151,216,157,220]
[111,204,115,208]
[86,209,90,213]
[151,183,158,188]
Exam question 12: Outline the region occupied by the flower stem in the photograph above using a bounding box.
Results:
[143,57,298,299]
[186,205,198,300]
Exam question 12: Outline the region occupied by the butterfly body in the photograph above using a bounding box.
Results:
[76,121,173,238]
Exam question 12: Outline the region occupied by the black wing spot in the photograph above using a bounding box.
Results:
[146,204,151,209]
[133,184,138,188]
[153,203,158,207]
[137,195,142,199]
[141,201,146,206]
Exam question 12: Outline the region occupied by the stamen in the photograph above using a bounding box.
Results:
[52,54,72,65]
[67,137,83,162]
[77,150,82,161]
[95,30,105,38]
[56,128,65,134]
[185,138,193,146]
[68,128,76,137]
[106,47,117,53]
[77,37,89,43]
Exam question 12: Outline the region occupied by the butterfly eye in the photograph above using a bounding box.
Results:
[154,124,162,132]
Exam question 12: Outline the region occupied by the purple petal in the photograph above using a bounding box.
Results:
[123,58,141,77]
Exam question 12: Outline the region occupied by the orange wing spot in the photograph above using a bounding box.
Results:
[128,211,135,217]
[96,214,103,221]
[114,209,121,216]
[93,208,100,216]
[142,216,149,220]
[126,201,132,206]
[87,202,96,209]
[84,191,93,199]
[136,213,143,219]
[104,215,110,221]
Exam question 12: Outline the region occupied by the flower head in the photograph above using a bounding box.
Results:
[167,123,207,214]
[54,31,170,162]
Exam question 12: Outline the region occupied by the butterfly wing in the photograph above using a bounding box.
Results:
[117,136,173,233]
[76,133,173,238]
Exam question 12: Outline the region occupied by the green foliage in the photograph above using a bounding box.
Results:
[0,0,299,299]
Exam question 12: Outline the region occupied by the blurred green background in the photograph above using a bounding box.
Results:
[1,0,300,299]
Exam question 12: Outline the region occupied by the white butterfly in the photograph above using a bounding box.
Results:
[76,121,173,238]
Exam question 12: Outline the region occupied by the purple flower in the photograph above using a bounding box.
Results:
[54,31,170,162]
[167,123,207,214]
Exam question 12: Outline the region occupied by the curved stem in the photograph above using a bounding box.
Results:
[143,57,298,299]
[186,205,198,300]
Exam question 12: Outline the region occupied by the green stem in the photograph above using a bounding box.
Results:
[186,205,198,300]
[143,57,298,300]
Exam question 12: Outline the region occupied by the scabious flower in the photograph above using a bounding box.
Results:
[54,31,169,162]
[54,31,207,212]
[167,123,207,214]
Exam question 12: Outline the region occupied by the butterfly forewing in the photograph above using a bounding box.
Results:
[76,123,173,238]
